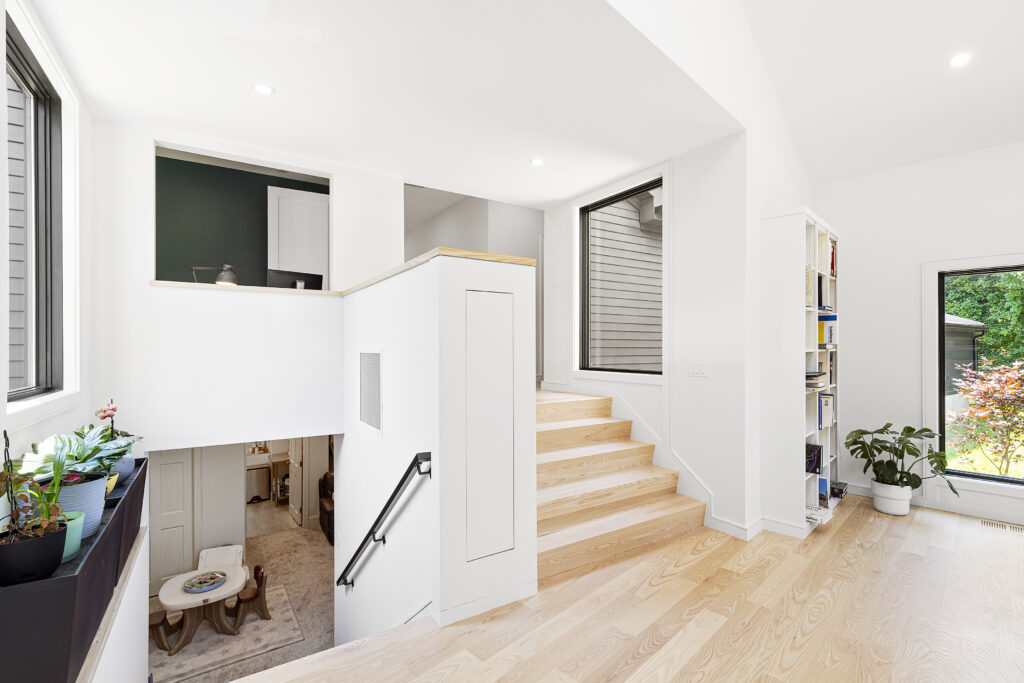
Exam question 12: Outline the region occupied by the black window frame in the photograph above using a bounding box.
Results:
[579,178,663,375]
[7,14,62,401]
[938,264,1024,486]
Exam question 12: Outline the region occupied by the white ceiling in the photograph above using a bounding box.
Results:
[742,0,1024,181]
[403,185,467,232]
[32,0,739,208]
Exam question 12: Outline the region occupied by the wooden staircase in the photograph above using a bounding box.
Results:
[536,391,705,579]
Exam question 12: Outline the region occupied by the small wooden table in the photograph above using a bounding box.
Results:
[158,565,248,655]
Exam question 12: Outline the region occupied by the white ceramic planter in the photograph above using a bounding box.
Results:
[57,477,107,538]
[871,480,913,516]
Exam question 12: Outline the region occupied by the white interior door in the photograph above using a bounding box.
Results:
[193,444,246,560]
[149,448,194,595]
[268,187,330,281]
[289,438,304,526]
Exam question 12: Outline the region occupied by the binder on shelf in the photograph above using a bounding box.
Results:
[805,443,822,473]
[819,393,835,426]
[817,314,838,345]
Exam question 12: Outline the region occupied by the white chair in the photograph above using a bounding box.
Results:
[197,544,244,569]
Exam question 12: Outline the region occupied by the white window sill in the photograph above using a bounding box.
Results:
[572,369,664,386]
[5,388,81,432]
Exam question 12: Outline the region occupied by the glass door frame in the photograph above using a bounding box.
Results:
[938,264,1024,486]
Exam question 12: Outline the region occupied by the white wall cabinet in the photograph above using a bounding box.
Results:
[268,186,330,282]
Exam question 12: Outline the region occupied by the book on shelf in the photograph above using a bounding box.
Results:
[830,481,848,499]
[828,350,836,385]
[805,504,833,525]
[805,266,815,307]
[805,443,822,473]
[817,314,838,345]
[817,274,824,308]
[830,239,837,276]
[818,477,829,507]
[819,393,835,427]
[806,371,827,389]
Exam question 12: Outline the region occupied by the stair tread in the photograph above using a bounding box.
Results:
[537,465,677,504]
[539,495,704,552]
[536,391,608,404]
[537,439,653,466]
[536,416,630,433]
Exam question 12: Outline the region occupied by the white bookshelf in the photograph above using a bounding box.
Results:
[760,207,841,539]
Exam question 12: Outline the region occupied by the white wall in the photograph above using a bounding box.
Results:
[336,261,440,643]
[404,195,544,262]
[606,0,811,535]
[487,201,543,260]
[543,136,757,536]
[337,254,537,642]
[814,140,1024,519]
[89,119,406,454]
[404,196,488,259]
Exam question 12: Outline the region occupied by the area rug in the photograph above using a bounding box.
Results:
[149,585,304,682]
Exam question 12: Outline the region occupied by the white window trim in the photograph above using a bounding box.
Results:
[920,251,1024,524]
[571,164,670,386]
[4,1,83,424]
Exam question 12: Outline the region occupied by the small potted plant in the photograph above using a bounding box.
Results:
[0,431,67,586]
[845,423,959,515]
[19,424,139,539]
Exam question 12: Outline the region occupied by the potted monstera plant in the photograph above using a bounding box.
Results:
[844,423,960,515]
[1,431,67,586]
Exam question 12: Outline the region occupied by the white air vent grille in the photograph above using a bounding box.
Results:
[360,351,382,430]
[981,519,1024,533]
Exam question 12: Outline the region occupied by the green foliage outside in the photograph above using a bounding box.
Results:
[945,271,1024,365]
[945,271,1024,478]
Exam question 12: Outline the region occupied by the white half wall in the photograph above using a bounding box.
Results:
[814,140,1024,521]
[336,260,440,643]
[89,119,405,452]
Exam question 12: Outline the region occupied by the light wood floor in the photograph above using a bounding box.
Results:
[246,499,298,538]
[243,495,1024,681]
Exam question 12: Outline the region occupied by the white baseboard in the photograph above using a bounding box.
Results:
[706,513,762,541]
[760,515,811,540]
[437,580,537,626]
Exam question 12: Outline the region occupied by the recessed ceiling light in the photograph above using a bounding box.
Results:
[949,52,971,69]
[252,83,276,95]
[531,158,544,167]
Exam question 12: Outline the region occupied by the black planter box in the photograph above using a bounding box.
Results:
[0,458,148,683]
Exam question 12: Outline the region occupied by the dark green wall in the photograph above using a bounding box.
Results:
[155,157,329,286]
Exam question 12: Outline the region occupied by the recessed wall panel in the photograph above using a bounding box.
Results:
[465,290,515,561]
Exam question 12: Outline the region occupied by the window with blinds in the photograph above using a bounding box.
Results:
[580,179,663,374]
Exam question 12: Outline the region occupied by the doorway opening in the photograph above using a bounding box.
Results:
[147,435,335,681]
[940,266,1024,483]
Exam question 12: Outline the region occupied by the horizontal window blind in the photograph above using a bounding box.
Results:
[583,184,662,373]
[7,72,30,390]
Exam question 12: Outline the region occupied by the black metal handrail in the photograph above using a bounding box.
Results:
[336,451,431,587]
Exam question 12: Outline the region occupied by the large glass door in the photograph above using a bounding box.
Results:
[940,267,1024,483]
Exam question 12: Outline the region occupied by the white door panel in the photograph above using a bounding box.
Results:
[268,187,329,281]
[149,449,193,595]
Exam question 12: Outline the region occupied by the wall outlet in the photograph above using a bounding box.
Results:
[689,361,709,378]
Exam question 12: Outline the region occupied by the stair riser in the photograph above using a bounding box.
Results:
[538,504,705,580]
[536,397,612,424]
[537,471,678,525]
[538,445,654,488]
[537,420,633,454]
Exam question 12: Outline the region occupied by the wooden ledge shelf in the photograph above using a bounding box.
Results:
[150,280,344,296]
[150,248,535,299]
[341,247,537,296]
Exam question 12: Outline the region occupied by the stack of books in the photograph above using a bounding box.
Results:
[806,371,827,390]
[806,504,833,525]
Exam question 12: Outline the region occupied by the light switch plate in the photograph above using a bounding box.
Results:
[689,361,709,378]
